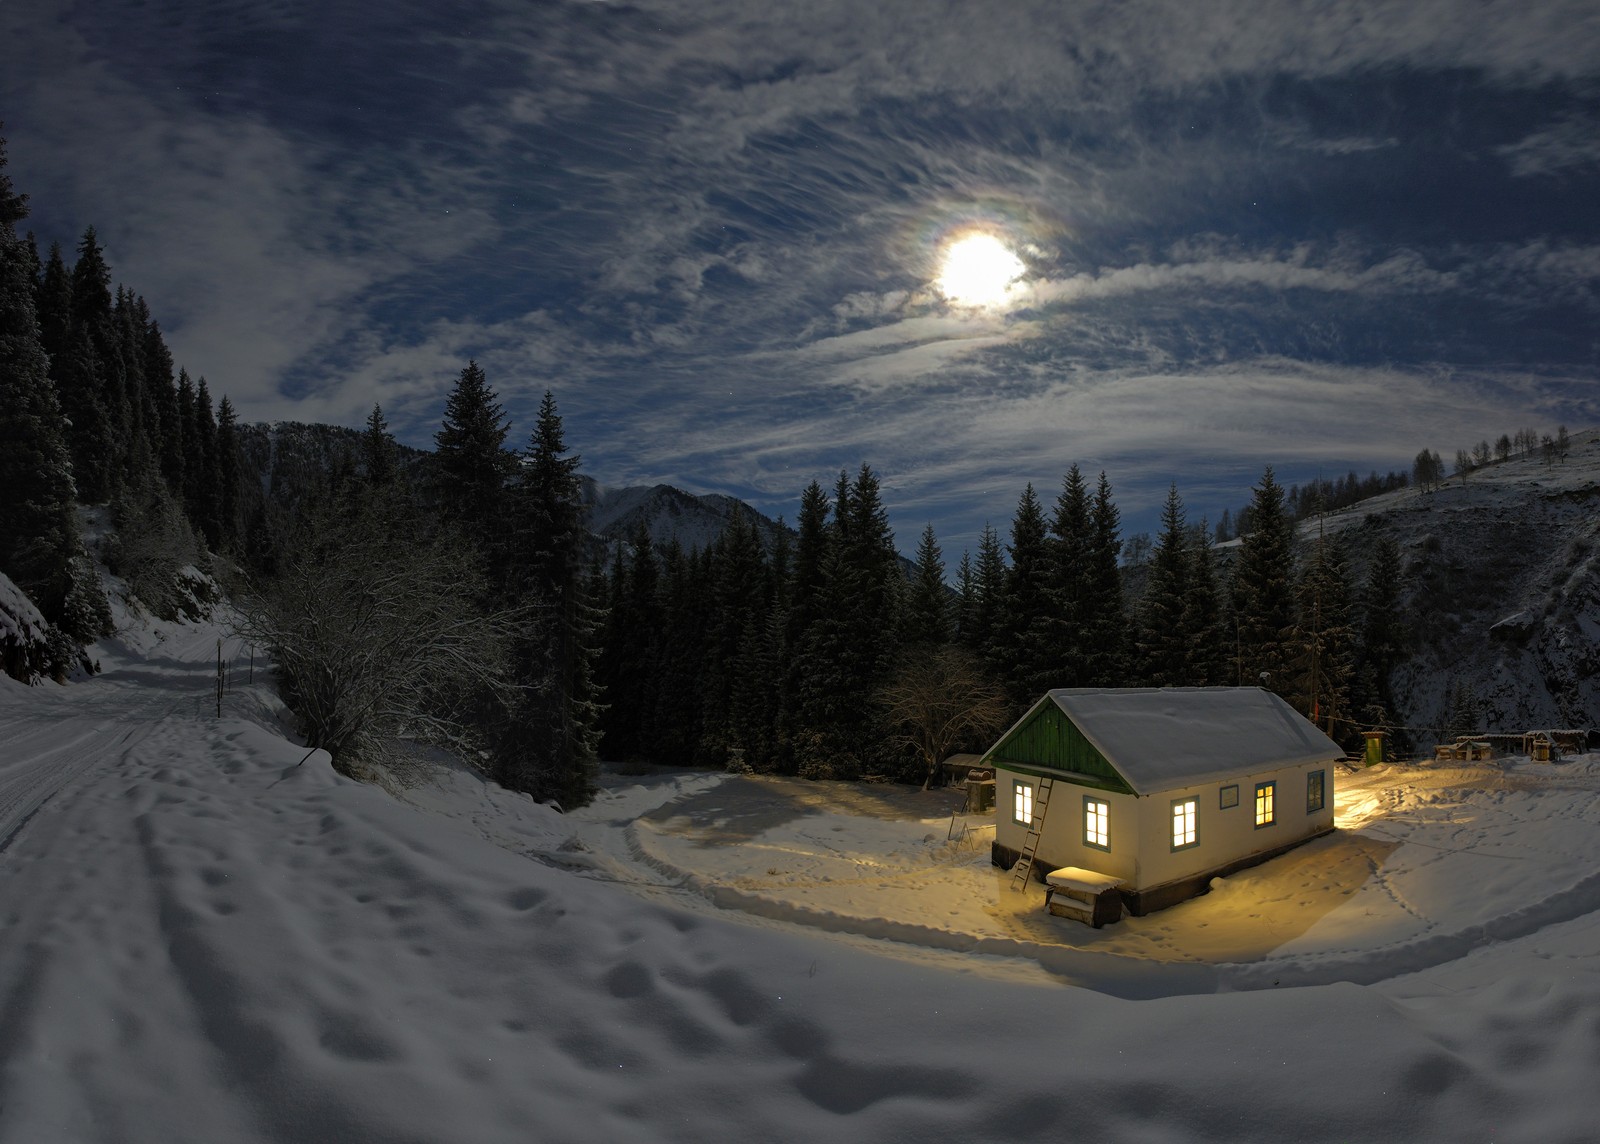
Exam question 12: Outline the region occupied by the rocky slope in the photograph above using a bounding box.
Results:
[1312,428,1600,742]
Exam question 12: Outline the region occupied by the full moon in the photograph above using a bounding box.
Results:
[936,234,1025,307]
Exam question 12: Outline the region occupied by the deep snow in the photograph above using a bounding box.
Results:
[3,605,1600,1142]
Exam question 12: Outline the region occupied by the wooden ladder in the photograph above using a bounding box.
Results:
[1009,777,1055,892]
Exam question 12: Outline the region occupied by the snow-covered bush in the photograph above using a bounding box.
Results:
[234,492,533,778]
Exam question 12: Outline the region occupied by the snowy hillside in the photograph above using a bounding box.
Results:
[5,594,1600,1141]
[1294,428,1600,739]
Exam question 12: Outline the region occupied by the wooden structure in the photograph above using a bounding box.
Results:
[1045,867,1124,927]
[1361,731,1386,767]
[983,687,1342,916]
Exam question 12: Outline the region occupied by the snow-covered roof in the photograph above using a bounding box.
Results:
[1040,687,1343,795]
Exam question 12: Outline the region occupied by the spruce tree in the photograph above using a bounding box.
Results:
[954,550,975,642]
[1182,522,1229,685]
[964,523,1008,683]
[144,319,182,490]
[72,228,131,484]
[362,403,398,486]
[497,390,599,807]
[1138,484,1191,686]
[190,378,221,546]
[701,507,768,764]
[0,130,81,625]
[56,320,114,502]
[35,242,73,362]
[432,360,511,551]
[902,523,950,646]
[651,540,710,766]
[1081,471,1128,686]
[1003,483,1053,703]
[793,464,900,775]
[1047,465,1092,687]
[214,395,242,552]
[1354,533,1408,739]
[1231,466,1297,693]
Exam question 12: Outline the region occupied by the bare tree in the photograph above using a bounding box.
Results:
[879,646,1010,791]
[235,495,537,777]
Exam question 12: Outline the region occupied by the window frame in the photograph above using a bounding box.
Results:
[1013,779,1036,827]
[1306,769,1326,814]
[1219,784,1239,810]
[1170,796,1199,852]
[1083,796,1110,852]
[1254,780,1277,828]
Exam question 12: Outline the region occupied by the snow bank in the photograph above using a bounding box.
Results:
[5,611,1600,1142]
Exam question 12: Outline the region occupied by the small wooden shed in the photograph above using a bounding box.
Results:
[984,687,1342,915]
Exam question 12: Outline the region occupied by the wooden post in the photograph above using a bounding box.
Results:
[1362,731,1385,767]
[215,639,223,718]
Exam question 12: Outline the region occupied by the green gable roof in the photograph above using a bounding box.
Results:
[981,698,1135,794]
[983,687,1346,796]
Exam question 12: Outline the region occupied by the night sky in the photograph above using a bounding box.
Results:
[4,0,1598,551]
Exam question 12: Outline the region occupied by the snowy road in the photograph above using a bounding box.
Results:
[4,611,1600,1142]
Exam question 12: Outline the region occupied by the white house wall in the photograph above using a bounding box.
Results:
[997,762,1334,893]
[1132,760,1335,892]
[997,770,1138,884]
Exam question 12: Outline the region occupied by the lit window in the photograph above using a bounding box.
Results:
[1084,797,1109,851]
[1307,770,1326,813]
[1255,781,1276,827]
[1171,797,1198,850]
[1014,780,1035,827]
[1219,784,1239,809]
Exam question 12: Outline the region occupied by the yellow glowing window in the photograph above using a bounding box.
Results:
[1171,797,1198,850]
[1255,781,1276,827]
[1014,781,1035,827]
[1084,797,1109,851]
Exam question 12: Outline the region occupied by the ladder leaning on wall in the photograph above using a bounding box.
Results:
[1009,777,1056,892]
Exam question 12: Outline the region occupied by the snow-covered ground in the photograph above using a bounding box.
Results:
[4,606,1600,1141]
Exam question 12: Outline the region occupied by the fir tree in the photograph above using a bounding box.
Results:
[1138,484,1190,686]
[953,550,975,642]
[650,540,711,766]
[700,507,768,764]
[1231,466,1297,693]
[1354,533,1408,741]
[0,130,81,627]
[793,464,900,775]
[34,242,73,362]
[1081,471,1128,687]
[432,360,512,551]
[497,390,599,807]
[362,403,398,487]
[1003,483,1054,703]
[902,523,950,646]
[57,312,116,501]
[1182,522,1229,686]
[214,395,242,552]
[144,319,182,490]
[963,522,1008,685]
[190,378,221,546]
[1047,465,1092,687]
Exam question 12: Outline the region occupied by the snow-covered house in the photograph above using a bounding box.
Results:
[983,687,1343,915]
